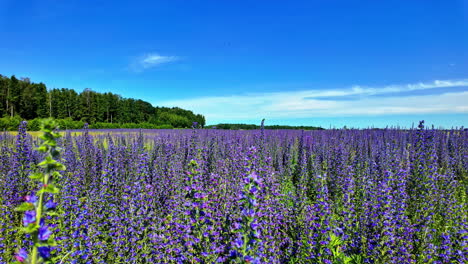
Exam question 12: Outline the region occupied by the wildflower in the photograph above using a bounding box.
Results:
[38,247,51,259]
[234,237,243,248]
[24,195,38,204]
[23,210,36,226]
[14,119,64,263]
[45,200,57,210]
[38,225,53,241]
[15,248,28,262]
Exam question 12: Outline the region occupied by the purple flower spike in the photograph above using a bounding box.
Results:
[38,246,51,259]
[234,237,243,248]
[15,248,28,262]
[23,210,36,226]
[248,172,258,182]
[38,225,53,240]
[24,194,38,204]
[45,200,57,210]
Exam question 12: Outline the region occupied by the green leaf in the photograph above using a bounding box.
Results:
[37,145,48,152]
[55,163,66,171]
[45,211,60,217]
[52,171,62,178]
[37,158,51,167]
[22,223,39,233]
[47,140,57,147]
[38,184,60,194]
[36,237,58,247]
[29,172,44,180]
[47,237,58,247]
[15,202,35,212]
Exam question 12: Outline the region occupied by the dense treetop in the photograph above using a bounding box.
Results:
[0,74,205,129]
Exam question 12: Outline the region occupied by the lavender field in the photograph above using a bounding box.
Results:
[0,121,466,263]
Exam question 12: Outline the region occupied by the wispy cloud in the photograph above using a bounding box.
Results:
[303,79,468,100]
[130,53,179,72]
[157,79,468,124]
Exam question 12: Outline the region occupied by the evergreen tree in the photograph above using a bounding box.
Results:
[0,74,206,128]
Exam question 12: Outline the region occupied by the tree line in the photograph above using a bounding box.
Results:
[205,123,324,130]
[0,74,205,130]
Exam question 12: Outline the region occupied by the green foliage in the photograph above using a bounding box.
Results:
[15,202,35,212]
[0,118,177,131]
[0,115,22,130]
[328,233,362,264]
[0,74,206,129]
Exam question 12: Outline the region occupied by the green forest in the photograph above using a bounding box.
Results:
[0,74,205,130]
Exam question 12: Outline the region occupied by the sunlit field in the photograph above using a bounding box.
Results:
[1,121,466,263]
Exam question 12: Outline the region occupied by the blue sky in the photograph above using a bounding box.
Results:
[0,0,467,128]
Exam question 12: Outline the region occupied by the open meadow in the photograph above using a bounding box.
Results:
[0,121,466,263]
[2,0,468,263]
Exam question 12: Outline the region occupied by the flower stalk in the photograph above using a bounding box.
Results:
[14,119,65,264]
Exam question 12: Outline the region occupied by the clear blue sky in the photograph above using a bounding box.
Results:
[0,0,467,128]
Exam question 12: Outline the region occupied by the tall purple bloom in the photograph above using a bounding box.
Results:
[231,171,263,263]
[38,247,51,259]
[38,225,52,241]
[23,211,36,226]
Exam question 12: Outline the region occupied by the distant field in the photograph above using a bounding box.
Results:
[5,129,174,137]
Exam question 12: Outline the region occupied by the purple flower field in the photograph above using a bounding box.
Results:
[0,121,466,263]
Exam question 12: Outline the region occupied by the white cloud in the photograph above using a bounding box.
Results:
[157,79,468,123]
[301,79,468,98]
[130,53,179,72]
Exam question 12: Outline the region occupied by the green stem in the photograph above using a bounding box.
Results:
[59,251,72,264]
[30,246,38,264]
[31,192,43,264]
[32,168,50,264]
